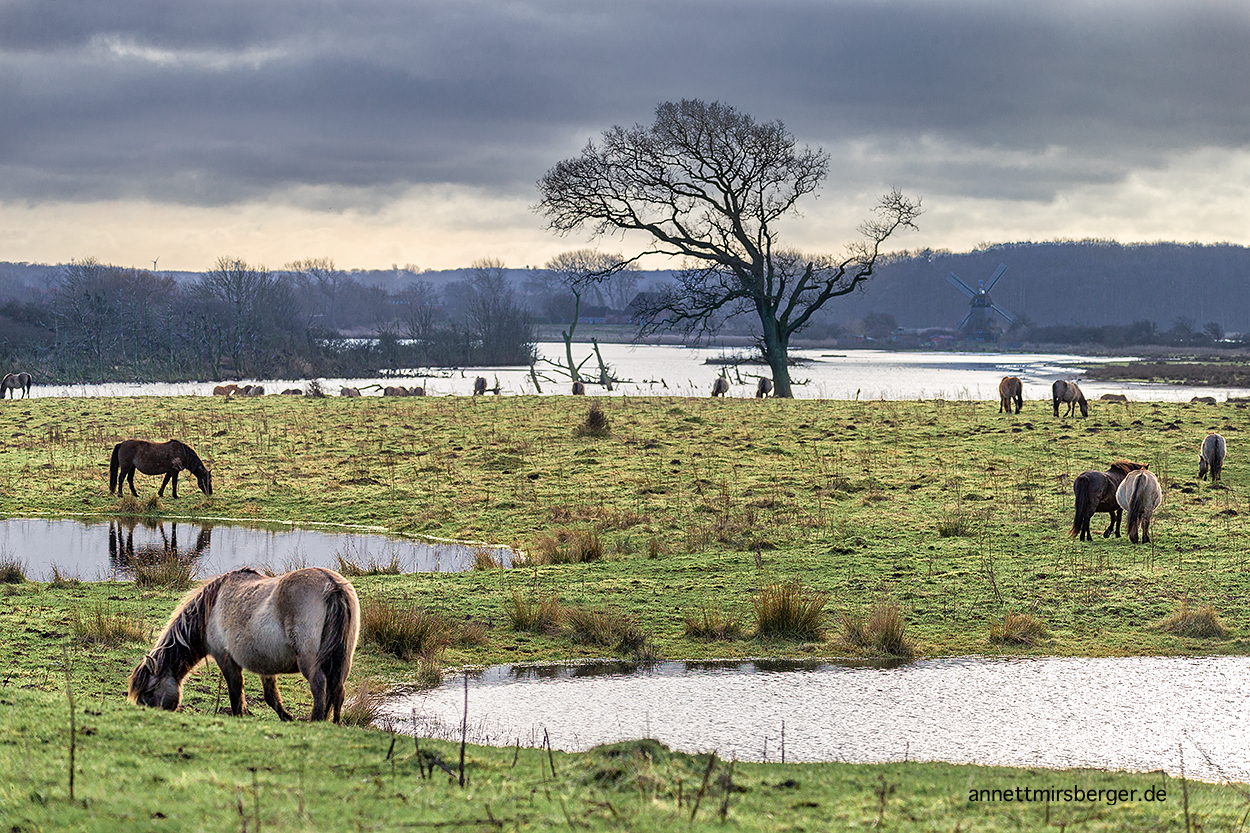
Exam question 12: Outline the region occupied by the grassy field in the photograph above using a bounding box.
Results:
[2,392,1249,829]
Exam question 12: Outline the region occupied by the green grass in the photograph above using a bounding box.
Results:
[3,394,1250,828]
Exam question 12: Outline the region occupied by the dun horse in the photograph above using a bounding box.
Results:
[756,378,774,398]
[1070,460,1148,541]
[1116,469,1163,544]
[110,439,212,499]
[711,377,729,397]
[129,567,359,722]
[1199,433,1227,482]
[1052,380,1088,417]
[1,371,32,399]
[998,376,1022,414]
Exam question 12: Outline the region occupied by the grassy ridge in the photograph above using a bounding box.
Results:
[2,393,1249,829]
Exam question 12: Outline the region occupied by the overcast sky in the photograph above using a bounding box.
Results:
[1,0,1247,270]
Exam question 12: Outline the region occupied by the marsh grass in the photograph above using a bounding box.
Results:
[336,553,402,576]
[0,553,26,584]
[1161,602,1229,639]
[531,528,603,564]
[564,605,645,652]
[575,402,611,437]
[936,511,972,538]
[132,553,197,590]
[684,607,743,640]
[70,602,148,647]
[47,565,82,588]
[988,612,1049,646]
[360,598,450,660]
[339,679,385,728]
[841,600,915,658]
[506,590,563,632]
[753,582,827,640]
[472,547,501,570]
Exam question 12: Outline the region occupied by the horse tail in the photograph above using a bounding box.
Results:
[317,579,360,721]
[1069,475,1089,537]
[1125,476,1153,543]
[109,443,121,494]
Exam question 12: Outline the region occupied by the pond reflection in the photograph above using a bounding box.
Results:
[0,517,514,580]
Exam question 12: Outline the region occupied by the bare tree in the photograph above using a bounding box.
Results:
[537,98,921,397]
[543,249,622,388]
[286,257,346,331]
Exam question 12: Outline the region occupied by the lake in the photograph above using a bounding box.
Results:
[16,345,1250,401]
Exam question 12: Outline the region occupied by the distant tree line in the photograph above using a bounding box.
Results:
[0,256,540,383]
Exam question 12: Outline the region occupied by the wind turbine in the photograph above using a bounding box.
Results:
[945,263,1017,341]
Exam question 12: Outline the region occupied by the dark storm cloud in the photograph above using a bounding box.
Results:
[0,0,1246,206]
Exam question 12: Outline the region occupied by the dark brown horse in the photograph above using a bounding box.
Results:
[998,376,1022,414]
[1070,460,1147,541]
[110,439,212,499]
[1,371,32,399]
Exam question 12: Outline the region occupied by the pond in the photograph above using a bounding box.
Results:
[381,656,1250,782]
[0,517,515,581]
[16,345,1250,401]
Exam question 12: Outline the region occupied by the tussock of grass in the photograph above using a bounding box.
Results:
[1161,602,1229,639]
[360,598,450,660]
[684,606,743,640]
[47,565,81,588]
[456,620,490,647]
[530,528,603,565]
[0,554,26,584]
[336,554,402,576]
[70,602,148,647]
[472,547,501,570]
[841,600,915,658]
[575,402,611,437]
[132,554,197,590]
[936,513,972,538]
[753,582,827,640]
[507,590,564,632]
[564,605,646,654]
[988,612,1049,646]
[339,680,385,728]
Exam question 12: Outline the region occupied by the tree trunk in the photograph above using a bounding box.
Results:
[760,318,793,397]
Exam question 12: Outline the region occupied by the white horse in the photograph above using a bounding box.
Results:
[129,567,359,722]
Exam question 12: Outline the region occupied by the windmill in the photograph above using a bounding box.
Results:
[945,262,1017,341]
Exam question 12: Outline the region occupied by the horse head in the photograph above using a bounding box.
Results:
[128,653,183,711]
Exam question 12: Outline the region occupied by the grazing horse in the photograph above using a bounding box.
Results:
[572,380,586,395]
[110,439,213,499]
[1052,380,1088,417]
[1117,469,1163,544]
[756,378,774,398]
[129,567,360,722]
[1070,460,1148,541]
[473,376,488,395]
[340,387,361,397]
[998,376,1022,414]
[1,371,32,399]
[711,377,729,397]
[1199,433,1227,482]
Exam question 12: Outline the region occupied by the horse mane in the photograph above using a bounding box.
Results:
[1109,460,1147,475]
[130,569,250,697]
[172,439,206,474]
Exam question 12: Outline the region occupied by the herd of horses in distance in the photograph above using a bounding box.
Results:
[997,375,1225,547]
[0,364,1228,722]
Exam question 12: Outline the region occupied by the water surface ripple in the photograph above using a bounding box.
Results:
[383,657,1250,781]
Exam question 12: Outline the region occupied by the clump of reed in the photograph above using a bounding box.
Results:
[0,553,26,584]
[564,605,650,656]
[840,600,915,658]
[47,565,82,588]
[529,528,603,565]
[988,611,1049,646]
[71,602,149,647]
[753,582,828,640]
[339,680,385,728]
[360,598,450,661]
[506,590,564,633]
[683,606,743,640]
[575,402,611,438]
[1161,602,1229,639]
[472,547,501,570]
[936,511,972,538]
[335,553,402,576]
[132,553,197,591]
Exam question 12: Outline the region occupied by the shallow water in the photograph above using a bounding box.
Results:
[382,657,1250,781]
[17,345,1250,401]
[0,517,514,581]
